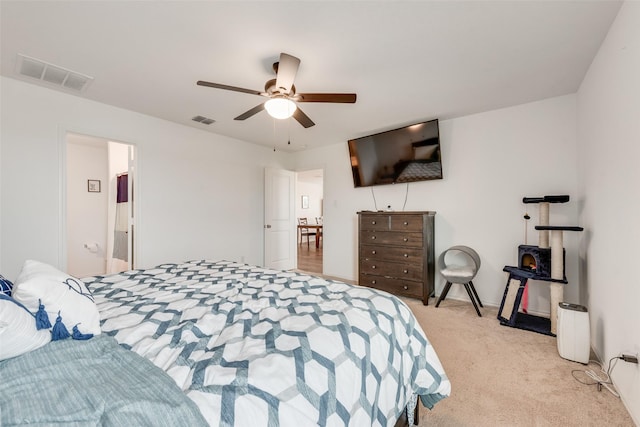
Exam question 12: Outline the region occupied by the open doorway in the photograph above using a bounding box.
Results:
[66,133,136,278]
[295,169,323,274]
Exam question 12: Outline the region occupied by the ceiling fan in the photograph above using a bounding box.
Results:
[197,53,357,128]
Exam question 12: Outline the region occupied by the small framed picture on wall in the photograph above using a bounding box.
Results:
[88,179,101,193]
[301,195,309,209]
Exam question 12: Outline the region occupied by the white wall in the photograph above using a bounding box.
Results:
[0,73,584,315]
[295,171,323,224]
[577,2,640,423]
[66,135,109,277]
[294,94,580,316]
[0,76,291,279]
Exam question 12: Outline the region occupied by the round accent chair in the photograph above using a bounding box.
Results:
[435,245,483,317]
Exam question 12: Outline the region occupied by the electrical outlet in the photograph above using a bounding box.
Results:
[621,354,639,364]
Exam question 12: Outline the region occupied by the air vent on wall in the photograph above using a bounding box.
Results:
[16,54,94,93]
[192,115,215,125]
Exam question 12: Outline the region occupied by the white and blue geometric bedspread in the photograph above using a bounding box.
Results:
[84,260,450,427]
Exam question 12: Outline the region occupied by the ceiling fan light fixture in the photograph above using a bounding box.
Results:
[265,97,297,119]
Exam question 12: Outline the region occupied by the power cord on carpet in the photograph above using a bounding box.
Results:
[571,356,621,397]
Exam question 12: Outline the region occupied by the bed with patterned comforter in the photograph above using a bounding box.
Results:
[84,260,450,426]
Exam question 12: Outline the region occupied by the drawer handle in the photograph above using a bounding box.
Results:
[403,221,408,226]
[371,236,376,240]
[403,285,409,290]
[372,250,376,254]
[372,265,377,269]
[403,269,408,274]
[372,280,377,284]
[403,238,408,242]
[403,253,408,258]
[371,221,376,225]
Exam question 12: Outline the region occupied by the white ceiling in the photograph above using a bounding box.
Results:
[0,1,622,152]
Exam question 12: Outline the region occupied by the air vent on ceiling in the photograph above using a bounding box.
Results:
[16,54,94,93]
[192,115,215,125]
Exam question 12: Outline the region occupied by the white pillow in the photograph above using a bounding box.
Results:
[0,294,51,360]
[12,260,101,336]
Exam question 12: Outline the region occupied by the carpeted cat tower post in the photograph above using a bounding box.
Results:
[498,195,583,336]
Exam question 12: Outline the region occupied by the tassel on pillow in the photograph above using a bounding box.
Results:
[35,299,52,330]
[72,324,93,341]
[51,311,70,341]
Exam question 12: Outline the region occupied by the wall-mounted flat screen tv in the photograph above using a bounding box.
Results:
[348,119,442,188]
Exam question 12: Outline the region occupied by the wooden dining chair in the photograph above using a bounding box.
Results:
[315,217,323,246]
[298,218,316,248]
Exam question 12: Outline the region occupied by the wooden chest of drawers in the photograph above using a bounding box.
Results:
[358,211,436,305]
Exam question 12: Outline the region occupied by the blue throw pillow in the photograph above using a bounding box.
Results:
[0,274,13,296]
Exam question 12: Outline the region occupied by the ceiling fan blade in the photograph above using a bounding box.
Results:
[292,107,315,128]
[234,103,265,121]
[197,80,265,97]
[296,93,357,103]
[275,53,300,95]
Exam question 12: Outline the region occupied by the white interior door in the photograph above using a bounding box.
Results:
[264,168,296,270]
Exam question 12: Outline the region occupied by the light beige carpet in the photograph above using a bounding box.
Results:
[403,298,636,426]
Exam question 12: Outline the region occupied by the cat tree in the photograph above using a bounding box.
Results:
[498,195,583,336]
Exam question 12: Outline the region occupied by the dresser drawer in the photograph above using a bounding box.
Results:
[359,214,389,231]
[360,259,422,281]
[360,244,423,264]
[359,274,423,299]
[360,231,423,248]
[390,215,423,232]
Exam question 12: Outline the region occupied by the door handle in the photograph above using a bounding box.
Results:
[264,224,272,228]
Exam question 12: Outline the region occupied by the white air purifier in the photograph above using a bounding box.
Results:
[556,302,590,364]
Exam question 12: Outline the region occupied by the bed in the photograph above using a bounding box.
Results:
[1,260,450,426]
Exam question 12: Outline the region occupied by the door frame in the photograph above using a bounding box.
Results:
[293,168,325,270]
[59,127,140,274]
